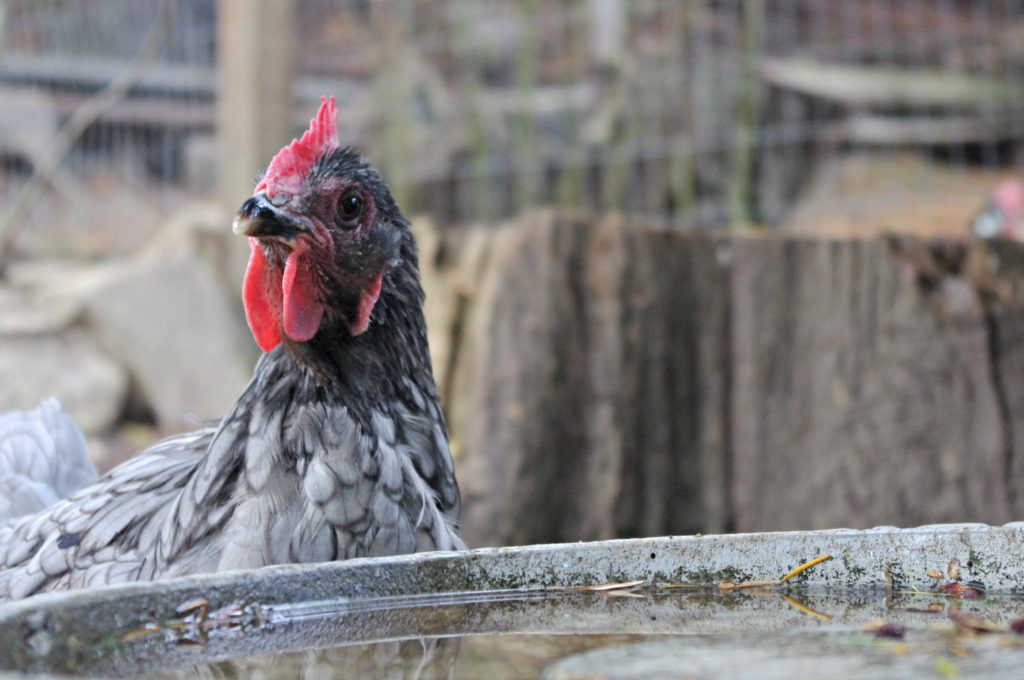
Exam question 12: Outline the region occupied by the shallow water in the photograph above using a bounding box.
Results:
[24,587,1024,679]
[160,629,1024,680]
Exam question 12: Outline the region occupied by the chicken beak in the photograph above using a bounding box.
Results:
[232,194,313,242]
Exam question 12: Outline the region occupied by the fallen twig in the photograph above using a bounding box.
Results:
[780,554,832,584]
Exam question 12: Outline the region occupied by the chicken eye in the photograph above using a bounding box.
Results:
[337,191,363,228]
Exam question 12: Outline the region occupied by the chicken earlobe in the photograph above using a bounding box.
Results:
[348,268,384,336]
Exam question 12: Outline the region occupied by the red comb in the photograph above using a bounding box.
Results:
[256,96,339,197]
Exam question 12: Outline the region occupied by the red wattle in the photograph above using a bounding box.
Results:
[282,240,325,343]
[242,238,283,352]
[350,269,384,336]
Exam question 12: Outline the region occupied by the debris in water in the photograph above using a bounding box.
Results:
[947,559,961,581]
[780,594,832,621]
[864,619,906,639]
[948,610,1003,634]
[718,580,776,591]
[1010,617,1024,634]
[207,603,245,623]
[175,597,209,623]
[120,623,161,642]
[938,583,981,600]
[932,656,960,678]
[564,580,646,593]
[928,569,943,580]
[175,631,208,647]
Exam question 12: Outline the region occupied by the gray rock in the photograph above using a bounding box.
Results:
[80,256,251,428]
[0,332,127,435]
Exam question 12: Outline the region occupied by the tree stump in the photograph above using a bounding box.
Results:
[420,211,1024,546]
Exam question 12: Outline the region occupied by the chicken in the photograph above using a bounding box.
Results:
[0,398,96,523]
[0,97,464,601]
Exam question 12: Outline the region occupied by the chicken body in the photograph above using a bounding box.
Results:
[0,348,461,600]
[0,398,95,523]
[0,99,463,601]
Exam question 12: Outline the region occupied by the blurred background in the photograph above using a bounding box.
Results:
[2,0,1024,546]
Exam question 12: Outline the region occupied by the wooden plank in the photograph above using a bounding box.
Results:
[217,0,297,240]
[761,57,1024,109]
[0,86,358,135]
[0,53,357,100]
[841,113,1024,145]
[47,92,215,130]
[0,53,216,96]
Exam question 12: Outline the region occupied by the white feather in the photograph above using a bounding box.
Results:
[0,398,96,523]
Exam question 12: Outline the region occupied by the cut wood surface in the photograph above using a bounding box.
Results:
[421,210,1024,546]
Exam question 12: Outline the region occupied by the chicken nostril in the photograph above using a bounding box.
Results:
[238,196,261,217]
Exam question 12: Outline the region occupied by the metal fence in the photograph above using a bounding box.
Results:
[2,0,1023,243]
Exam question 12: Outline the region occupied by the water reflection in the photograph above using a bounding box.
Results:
[11,588,1024,678]
[182,638,461,680]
